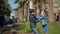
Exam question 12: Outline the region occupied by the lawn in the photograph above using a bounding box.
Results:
[14,21,60,34]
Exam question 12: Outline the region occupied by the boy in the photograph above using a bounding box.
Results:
[29,9,39,34]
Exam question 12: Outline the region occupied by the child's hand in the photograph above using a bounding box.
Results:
[39,19,42,23]
[38,19,40,21]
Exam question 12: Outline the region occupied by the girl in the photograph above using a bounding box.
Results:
[40,10,48,34]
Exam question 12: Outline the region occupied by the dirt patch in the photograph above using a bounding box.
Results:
[28,32,34,34]
[2,28,19,34]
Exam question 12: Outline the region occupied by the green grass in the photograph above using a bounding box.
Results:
[16,21,60,34]
[48,24,60,34]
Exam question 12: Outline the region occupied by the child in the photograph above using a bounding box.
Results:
[55,12,59,23]
[29,9,39,34]
[40,11,48,34]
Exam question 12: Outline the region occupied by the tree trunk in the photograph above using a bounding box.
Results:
[22,5,24,20]
[24,2,28,21]
[42,0,45,11]
[36,0,40,16]
[27,0,30,20]
[48,0,54,23]
[16,9,23,20]
[29,0,34,9]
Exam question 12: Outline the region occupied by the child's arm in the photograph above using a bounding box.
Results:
[34,17,39,23]
[29,15,38,23]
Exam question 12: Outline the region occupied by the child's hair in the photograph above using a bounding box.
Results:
[30,9,35,13]
[41,9,47,14]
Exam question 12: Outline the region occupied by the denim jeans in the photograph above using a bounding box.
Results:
[32,27,38,34]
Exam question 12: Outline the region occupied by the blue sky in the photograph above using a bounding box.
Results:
[8,0,18,9]
[8,0,18,15]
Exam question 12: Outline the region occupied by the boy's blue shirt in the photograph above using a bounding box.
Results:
[29,14,38,28]
[29,14,38,23]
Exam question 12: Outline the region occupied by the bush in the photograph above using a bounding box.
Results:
[12,24,25,30]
